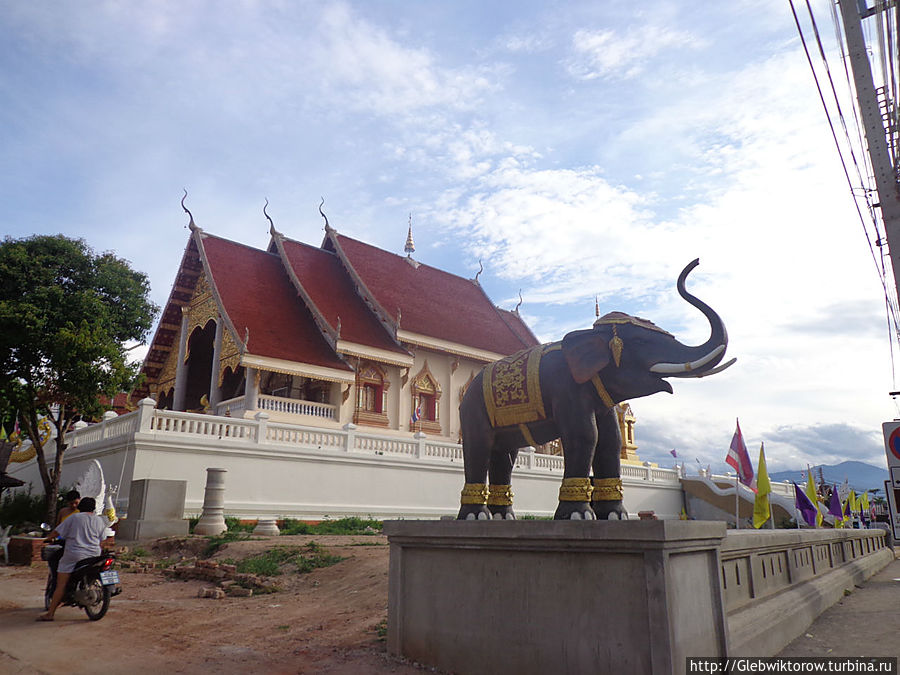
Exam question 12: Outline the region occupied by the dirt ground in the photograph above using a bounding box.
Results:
[0,534,436,674]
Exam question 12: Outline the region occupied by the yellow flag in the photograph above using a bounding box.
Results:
[861,492,870,512]
[805,469,822,527]
[849,490,858,514]
[753,443,772,528]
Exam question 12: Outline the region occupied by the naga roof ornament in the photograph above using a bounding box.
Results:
[263,198,279,237]
[181,189,197,232]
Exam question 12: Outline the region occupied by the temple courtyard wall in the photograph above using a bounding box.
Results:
[6,399,690,521]
[385,522,892,673]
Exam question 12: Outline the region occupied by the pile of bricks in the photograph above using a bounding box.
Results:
[160,559,277,598]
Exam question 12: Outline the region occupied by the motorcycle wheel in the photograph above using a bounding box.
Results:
[44,572,55,611]
[81,577,111,621]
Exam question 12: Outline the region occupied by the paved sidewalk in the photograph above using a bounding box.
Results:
[778,551,900,658]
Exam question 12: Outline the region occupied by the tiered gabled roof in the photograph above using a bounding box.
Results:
[139,223,538,397]
[325,231,537,358]
[201,234,351,373]
[274,236,411,366]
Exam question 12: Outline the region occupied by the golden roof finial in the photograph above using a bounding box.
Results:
[404,213,415,255]
[595,294,600,318]
[514,290,523,314]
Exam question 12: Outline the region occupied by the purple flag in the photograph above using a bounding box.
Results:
[670,449,678,458]
[793,482,818,526]
[827,485,843,519]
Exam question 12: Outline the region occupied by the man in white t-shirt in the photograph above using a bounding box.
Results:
[37,497,114,621]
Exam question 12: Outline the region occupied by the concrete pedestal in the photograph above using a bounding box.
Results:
[385,520,728,675]
[194,468,227,536]
[253,518,280,536]
[117,479,189,540]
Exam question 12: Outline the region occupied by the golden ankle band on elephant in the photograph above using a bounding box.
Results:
[456,259,735,521]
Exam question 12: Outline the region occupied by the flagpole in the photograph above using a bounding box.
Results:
[734,474,740,529]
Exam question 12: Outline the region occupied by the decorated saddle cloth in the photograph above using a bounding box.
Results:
[482,343,560,428]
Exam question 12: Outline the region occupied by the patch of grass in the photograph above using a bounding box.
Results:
[279,519,312,535]
[235,547,297,576]
[277,625,290,632]
[519,514,552,520]
[225,516,255,533]
[374,619,387,642]
[188,516,200,533]
[295,541,345,573]
[348,541,387,547]
[280,517,381,536]
[227,542,345,577]
[203,530,251,558]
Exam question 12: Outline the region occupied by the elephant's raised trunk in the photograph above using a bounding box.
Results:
[649,259,734,378]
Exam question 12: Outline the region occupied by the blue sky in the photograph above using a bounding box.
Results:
[1,1,893,475]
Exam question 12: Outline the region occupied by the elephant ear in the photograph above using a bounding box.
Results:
[561,328,611,384]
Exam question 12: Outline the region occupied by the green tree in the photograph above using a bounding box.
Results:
[0,234,158,522]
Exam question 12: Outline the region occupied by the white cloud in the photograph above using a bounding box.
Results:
[567,25,704,81]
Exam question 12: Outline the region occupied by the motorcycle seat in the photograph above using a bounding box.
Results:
[72,555,108,571]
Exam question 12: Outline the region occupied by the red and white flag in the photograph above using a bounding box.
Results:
[726,418,755,488]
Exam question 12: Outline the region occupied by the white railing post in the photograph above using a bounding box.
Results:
[343,423,357,452]
[520,449,533,470]
[254,411,269,444]
[101,410,117,438]
[137,397,156,433]
[70,420,88,448]
[643,461,653,481]
[414,431,426,458]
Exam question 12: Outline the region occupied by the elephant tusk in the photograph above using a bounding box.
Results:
[650,344,725,375]
[667,356,737,378]
[695,357,736,378]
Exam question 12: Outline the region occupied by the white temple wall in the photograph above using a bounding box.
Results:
[4,403,685,522]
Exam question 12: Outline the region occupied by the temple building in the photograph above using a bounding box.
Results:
[136,216,539,442]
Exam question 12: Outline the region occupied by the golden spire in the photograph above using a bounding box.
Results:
[404,213,415,254]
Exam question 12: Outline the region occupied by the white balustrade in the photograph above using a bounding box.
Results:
[62,404,687,488]
[257,394,337,420]
[423,442,464,461]
[355,433,417,456]
[215,396,247,417]
[69,410,140,447]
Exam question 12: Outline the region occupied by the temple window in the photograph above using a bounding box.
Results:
[354,362,390,428]
[410,361,441,434]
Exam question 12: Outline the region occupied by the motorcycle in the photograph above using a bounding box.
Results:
[41,527,122,621]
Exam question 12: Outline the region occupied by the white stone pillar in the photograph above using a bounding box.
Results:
[208,320,223,411]
[193,468,227,535]
[173,307,190,411]
[245,367,259,413]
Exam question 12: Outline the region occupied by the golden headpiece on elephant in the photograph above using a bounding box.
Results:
[593,312,672,367]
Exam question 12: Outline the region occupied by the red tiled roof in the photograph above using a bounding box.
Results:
[330,233,537,355]
[496,308,540,347]
[279,238,407,356]
[201,235,351,372]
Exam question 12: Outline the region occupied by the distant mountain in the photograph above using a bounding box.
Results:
[768,461,889,494]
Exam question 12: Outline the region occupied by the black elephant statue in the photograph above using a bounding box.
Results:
[457,259,735,521]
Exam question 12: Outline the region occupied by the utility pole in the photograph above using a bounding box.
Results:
[839,0,900,297]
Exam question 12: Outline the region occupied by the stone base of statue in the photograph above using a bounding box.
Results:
[384,520,727,675]
[117,479,189,540]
